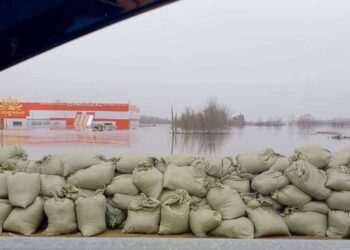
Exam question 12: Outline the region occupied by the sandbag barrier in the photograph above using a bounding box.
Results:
[0,145,350,238]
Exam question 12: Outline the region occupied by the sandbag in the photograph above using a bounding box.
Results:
[285,160,331,200]
[327,210,350,238]
[7,172,40,208]
[326,191,350,211]
[40,174,66,197]
[123,195,160,234]
[167,155,197,167]
[60,152,106,177]
[189,206,222,237]
[0,199,12,233]
[293,145,332,169]
[3,197,44,235]
[163,164,208,197]
[270,156,292,172]
[272,185,311,207]
[25,160,41,173]
[116,155,156,174]
[258,195,284,211]
[219,171,250,193]
[246,199,290,237]
[302,201,329,215]
[159,189,177,203]
[206,183,245,220]
[159,189,191,234]
[105,174,139,196]
[204,157,234,178]
[210,217,254,239]
[326,166,350,191]
[0,170,13,198]
[282,208,327,236]
[105,202,126,229]
[132,162,163,199]
[75,193,107,237]
[44,197,77,235]
[236,148,278,174]
[61,184,95,202]
[67,162,114,190]
[109,193,141,210]
[251,169,289,195]
[329,147,350,168]
[38,155,63,176]
[0,145,28,164]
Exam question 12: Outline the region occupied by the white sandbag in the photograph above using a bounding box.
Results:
[0,199,12,233]
[159,189,177,203]
[132,162,163,199]
[40,174,66,197]
[219,171,251,193]
[38,155,63,176]
[61,184,95,202]
[210,217,254,239]
[206,183,245,220]
[246,199,290,237]
[272,185,311,207]
[329,147,350,168]
[327,210,350,238]
[204,157,234,178]
[14,160,28,172]
[116,155,156,174]
[270,156,292,172]
[0,171,13,198]
[302,201,329,215]
[167,155,197,167]
[159,189,191,234]
[326,191,350,211]
[105,174,139,196]
[67,162,115,190]
[282,208,327,236]
[236,148,278,174]
[293,145,332,169]
[163,164,208,197]
[123,195,161,234]
[326,166,350,191]
[109,193,141,210]
[75,193,107,237]
[60,151,106,177]
[285,160,331,200]
[251,169,289,195]
[3,197,44,235]
[0,145,28,164]
[7,172,40,208]
[258,195,284,211]
[44,197,77,235]
[25,160,41,173]
[189,206,222,237]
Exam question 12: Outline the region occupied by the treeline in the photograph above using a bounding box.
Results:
[140,115,171,125]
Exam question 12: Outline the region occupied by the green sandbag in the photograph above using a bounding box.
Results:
[105,202,126,229]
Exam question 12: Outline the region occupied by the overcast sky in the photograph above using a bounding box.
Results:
[0,0,349,120]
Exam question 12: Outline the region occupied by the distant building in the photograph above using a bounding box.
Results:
[0,97,140,130]
[232,113,245,127]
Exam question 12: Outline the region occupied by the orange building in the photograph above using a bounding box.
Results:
[0,98,140,130]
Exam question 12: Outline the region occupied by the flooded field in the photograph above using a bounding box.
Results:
[1,125,350,159]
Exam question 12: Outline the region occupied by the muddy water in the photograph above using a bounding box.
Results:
[0,125,349,159]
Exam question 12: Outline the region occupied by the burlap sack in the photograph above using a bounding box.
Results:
[251,169,289,195]
[204,157,234,178]
[40,174,66,197]
[328,147,350,168]
[210,217,254,239]
[272,185,311,207]
[109,193,141,210]
[132,162,163,199]
[163,164,208,197]
[206,182,245,219]
[326,166,350,191]
[327,210,350,238]
[293,145,332,169]
[167,155,197,167]
[123,194,160,234]
[285,160,331,200]
[68,162,115,190]
[301,201,329,215]
[3,197,44,235]
[61,184,95,202]
[159,189,177,203]
[7,172,40,208]
[38,155,63,176]
[116,155,156,174]
[60,152,106,177]
[0,170,13,198]
[326,191,350,211]
[159,189,191,234]
[270,156,292,172]
[189,205,222,237]
[219,171,251,193]
[0,145,28,164]
[105,174,139,196]
[75,193,107,237]
[246,199,290,237]
[0,199,12,233]
[236,148,278,174]
[44,197,77,235]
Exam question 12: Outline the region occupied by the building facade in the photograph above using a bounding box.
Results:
[0,98,140,130]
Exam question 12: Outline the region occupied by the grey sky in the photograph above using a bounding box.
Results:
[1,0,350,120]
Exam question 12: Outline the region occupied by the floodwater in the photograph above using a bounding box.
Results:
[0,125,350,159]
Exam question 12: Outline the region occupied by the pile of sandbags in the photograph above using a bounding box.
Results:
[1,145,350,239]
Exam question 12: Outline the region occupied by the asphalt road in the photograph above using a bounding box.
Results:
[0,238,347,250]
